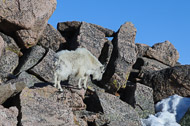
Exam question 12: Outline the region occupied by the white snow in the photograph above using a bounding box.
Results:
[141,94,190,126]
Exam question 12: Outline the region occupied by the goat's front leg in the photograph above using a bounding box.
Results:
[83,76,88,89]
[78,78,82,89]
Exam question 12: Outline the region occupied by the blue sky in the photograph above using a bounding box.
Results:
[48,0,190,65]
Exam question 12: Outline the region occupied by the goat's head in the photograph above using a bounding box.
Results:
[92,65,105,81]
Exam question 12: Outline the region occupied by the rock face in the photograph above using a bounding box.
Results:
[0,105,18,126]
[0,78,26,104]
[143,65,190,102]
[38,24,66,51]
[0,0,57,48]
[103,22,137,93]
[20,86,78,126]
[145,41,179,66]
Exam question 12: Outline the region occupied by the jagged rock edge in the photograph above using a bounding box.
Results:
[27,48,51,83]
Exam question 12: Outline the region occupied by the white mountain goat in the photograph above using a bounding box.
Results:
[54,48,105,91]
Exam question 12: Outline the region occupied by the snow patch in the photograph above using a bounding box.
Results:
[142,94,190,126]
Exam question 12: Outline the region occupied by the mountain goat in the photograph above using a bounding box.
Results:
[54,48,104,91]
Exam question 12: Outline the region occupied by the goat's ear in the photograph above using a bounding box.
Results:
[100,65,106,71]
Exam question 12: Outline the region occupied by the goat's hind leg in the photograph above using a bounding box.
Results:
[54,74,58,88]
[54,73,64,91]
[57,80,63,92]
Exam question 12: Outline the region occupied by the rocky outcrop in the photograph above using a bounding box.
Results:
[0,2,186,124]
[0,105,18,126]
[0,0,57,48]
[143,65,190,102]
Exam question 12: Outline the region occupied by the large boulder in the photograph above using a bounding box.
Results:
[96,90,141,126]
[38,24,66,52]
[20,86,78,126]
[0,105,18,126]
[15,45,46,74]
[120,82,155,119]
[30,49,55,83]
[103,22,137,93]
[143,65,190,103]
[89,23,114,37]
[74,21,109,58]
[134,83,155,118]
[0,0,57,48]
[0,33,21,82]
[145,41,179,66]
[18,71,42,87]
[0,78,26,104]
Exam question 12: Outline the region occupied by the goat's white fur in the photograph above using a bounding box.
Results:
[54,48,104,91]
